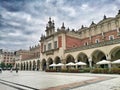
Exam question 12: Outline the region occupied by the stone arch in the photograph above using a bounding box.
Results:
[16,63,19,69]
[17,63,20,69]
[23,62,26,70]
[29,61,32,70]
[47,57,53,69]
[41,59,46,71]
[91,49,106,67]
[66,54,75,64]
[21,63,23,70]
[47,57,53,65]
[33,60,36,70]
[15,63,17,68]
[37,60,40,71]
[26,62,28,70]
[110,46,120,61]
[54,56,61,64]
[77,52,89,67]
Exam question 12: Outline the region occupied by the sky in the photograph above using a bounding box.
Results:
[0,0,120,51]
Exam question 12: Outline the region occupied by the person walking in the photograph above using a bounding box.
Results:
[0,68,2,73]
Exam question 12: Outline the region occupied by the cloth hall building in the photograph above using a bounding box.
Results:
[16,10,120,71]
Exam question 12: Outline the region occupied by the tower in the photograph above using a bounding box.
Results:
[45,17,55,36]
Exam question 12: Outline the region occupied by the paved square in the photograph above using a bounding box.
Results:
[0,71,119,90]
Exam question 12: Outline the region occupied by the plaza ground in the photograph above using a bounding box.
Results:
[0,71,120,90]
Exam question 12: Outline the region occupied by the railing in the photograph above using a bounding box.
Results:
[42,48,59,55]
[65,38,120,53]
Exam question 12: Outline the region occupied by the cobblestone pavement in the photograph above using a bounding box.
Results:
[0,71,119,90]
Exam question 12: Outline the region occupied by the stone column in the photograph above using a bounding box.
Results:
[61,58,66,69]
[106,54,111,68]
[88,57,92,68]
[75,59,78,69]
[46,62,49,70]
[39,62,42,71]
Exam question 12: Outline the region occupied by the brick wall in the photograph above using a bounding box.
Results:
[81,37,90,45]
[91,34,102,43]
[58,36,62,48]
[104,29,117,40]
[65,29,118,50]
[21,54,34,60]
[66,35,82,49]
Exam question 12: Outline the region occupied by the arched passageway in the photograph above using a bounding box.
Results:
[47,58,53,65]
[26,62,28,70]
[29,61,32,70]
[16,63,20,70]
[41,59,46,71]
[21,63,23,70]
[66,55,75,69]
[54,56,61,64]
[110,47,120,61]
[37,60,40,71]
[54,56,61,71]
[23,62,26,70]
[77,52,89,67]
[110,47,120,68]
[66,55,75,63]
[18,63,20,69]
[33,61,36,70]
[15,63,18,69]
[47,58,53,69]
[91,50,106,68]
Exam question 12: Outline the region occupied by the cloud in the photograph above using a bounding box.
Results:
[0,0,120,50]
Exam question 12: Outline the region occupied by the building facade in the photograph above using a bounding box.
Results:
[15,44,40,70]
[40,10,120,70]
[16,10,120,71]
[0,49,15,68]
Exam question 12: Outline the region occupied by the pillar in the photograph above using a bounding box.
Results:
[106,54,111,68]
[88,57,92,68]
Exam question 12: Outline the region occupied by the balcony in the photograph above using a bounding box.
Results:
[42,48,59,55]
[65,38,120,53]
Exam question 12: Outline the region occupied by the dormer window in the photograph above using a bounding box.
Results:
[109,35,114,40]
[95,39,99,43]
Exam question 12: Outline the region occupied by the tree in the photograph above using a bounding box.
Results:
[0,62,5,69]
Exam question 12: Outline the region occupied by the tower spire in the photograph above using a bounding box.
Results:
[61,22,65,30]
[103,15,107,19]
[45,17,55,36]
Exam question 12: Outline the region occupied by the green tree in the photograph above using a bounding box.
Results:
[0,62,5,68]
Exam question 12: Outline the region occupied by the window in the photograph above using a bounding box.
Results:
[48,43,51,50]
[44,45,46,51]
[95,39,99,43]
[54,41,57,49]
[109,35,114,40]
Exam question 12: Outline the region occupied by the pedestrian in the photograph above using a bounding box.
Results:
[0,68,2,73]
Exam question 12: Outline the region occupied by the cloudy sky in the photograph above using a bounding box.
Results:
[0,0,120,51]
